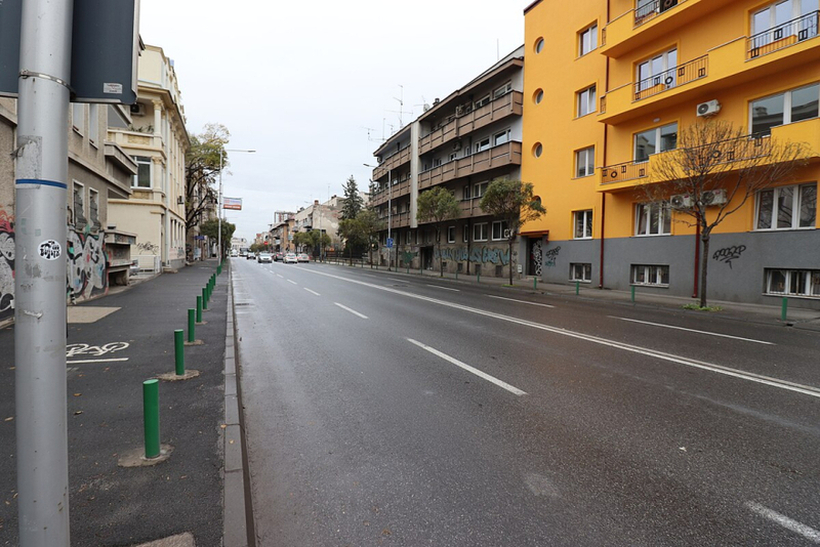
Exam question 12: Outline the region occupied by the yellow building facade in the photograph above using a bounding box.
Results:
[522,0,819,306]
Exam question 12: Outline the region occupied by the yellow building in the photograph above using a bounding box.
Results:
[522,0,819,306]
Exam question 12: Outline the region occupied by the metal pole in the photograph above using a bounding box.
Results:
[388,168,392,271]
[188,309,196,342]
[174,330,185,375]
[15,0,73,544]
[217,148,223,261]
[196,296,203,323]
[143,379,161,459]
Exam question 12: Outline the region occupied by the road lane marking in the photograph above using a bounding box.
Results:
[334,302,368,319]
[407,338,527,396]
[67,357,129,364]
[299,268,820,400]
[276,274,284,278]
[426,284,460,292]
[304,288,320,296]
[611,316,774,345]
[746,502,820,542]
[486,295,555,308]
[287,279,298,285]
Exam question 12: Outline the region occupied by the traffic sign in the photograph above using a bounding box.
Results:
[386,238,394,248]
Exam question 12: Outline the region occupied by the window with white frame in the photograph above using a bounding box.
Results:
[756,182,817,229]
[577,85,596,117]
[88,105,99,145]
[134,156,152,188]
[632,264,670,286]
[462,185,471,201]
[751,0,820,49]
[72,181,86,228]
[493,82,512,98]
[473,181,489,199]
[574,210,593,239]
[765,268,820,297]
[636,48,678,94]
[475,94,491,109]
[570,263,592,282]
[491,220,509,240]
[634,122,678,162]
[579,24,598,56]
[463,225,469,243]
[475,137,491,153]
[575,146,595,177]
[447,226,456,243]
[88,188,100,229]
[750,83,819,136]
[473,223,488,242]
[72,103,85,134]
[494,129,511,146]
[406,231,413,244]
[636,202,671,235]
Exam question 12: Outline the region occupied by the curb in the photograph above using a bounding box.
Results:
[223,267,255,547]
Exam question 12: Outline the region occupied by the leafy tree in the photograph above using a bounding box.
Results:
[199,219,236,258]
[480,178,546,286]
[340,175,364,220]
[338,218,367,264]
[642,120,809,307]
[355,209,384,266]
[185,123,230,231]
[416,186,461,277]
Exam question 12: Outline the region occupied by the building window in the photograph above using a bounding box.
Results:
[632,264,670,286]
[88,188,100,230]
[134,156,152,188]
[72,103,85,134]
[634,122,678,162]
[579,24,598,56]
[406,231,413,245]
[751,1,820,50]
[765,268,820,297]
[88,105,99,145]
[533,143,543,157]
[570,263,592,282]
[462,185,471,201]
[575,146,595,177]
[577,85,596,117]
[750,83,819,136]
[447,226,456,243]
[473,223,488,242]
[534,89,544,104]
[473,181,489,199]
[535,37,545,54]
[491,220,509,240]
[494,129,511,146]
[574,210,593,239]
[72,181,86,228]
[755,183,817,230]
[636,202,672,236]
[463,225,469,243]
[636,48,678,95]
[494,82,512,98]
[475,137,491,153]
[475,94,491,109]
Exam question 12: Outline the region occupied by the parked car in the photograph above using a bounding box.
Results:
[257,252,273,263]
[246,252,255,260]
[284,253,298,264]
[297,253,310,263]
[274,252,284,262]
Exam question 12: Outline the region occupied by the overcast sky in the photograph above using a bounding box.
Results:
[139,1,529,242]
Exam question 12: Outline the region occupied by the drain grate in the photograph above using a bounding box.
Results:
[235,302,253,307]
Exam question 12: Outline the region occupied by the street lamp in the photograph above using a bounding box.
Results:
[218,147,256,259]
[363,163,392,270]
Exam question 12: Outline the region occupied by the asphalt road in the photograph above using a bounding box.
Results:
[231,257,820,547]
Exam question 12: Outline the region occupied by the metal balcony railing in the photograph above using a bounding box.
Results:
[633,55,707,101]
[747,10,819,59]
[634,0,686,27]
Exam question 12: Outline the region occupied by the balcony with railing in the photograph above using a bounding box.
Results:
[418,141,522,190]
[370,180,411,207]
[597,119,820,192]
[600,19,820,124]
[418,91,523,155]
[601,0,734,58]
[373,146,412,181]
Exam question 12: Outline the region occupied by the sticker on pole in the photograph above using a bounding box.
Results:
[38,240,62,260]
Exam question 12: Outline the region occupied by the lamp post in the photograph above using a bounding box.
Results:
[364,163,392,270]
[218,147,256,260]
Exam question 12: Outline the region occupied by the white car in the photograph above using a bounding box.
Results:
[284,253,298,264]
[257,252,272,263]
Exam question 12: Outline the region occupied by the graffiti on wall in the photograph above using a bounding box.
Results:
[136,241,159,254]
[531,240,543,277]
[0,210,14,323]
[712,245,747,269]
[434,246,511,265]
[544,246,561,268]
[67,229,107,301]
[401,250,418,264]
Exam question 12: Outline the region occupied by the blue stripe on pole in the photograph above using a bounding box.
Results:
[16,178,68,189]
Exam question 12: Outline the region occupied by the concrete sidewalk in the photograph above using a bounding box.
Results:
[324,260,820,331]
[0,259,241,547]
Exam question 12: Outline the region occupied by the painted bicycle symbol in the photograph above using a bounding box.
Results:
[66,342,130,358]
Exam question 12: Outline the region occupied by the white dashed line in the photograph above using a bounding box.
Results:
[486,295,555,308]
[334,303,368,319]
[746,502,820,543]
[426,284,460,292]
[287,279,298,285]
[611,316,774,345]
[304,288,320,296]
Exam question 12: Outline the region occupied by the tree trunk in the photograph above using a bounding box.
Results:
[700,232,710,308]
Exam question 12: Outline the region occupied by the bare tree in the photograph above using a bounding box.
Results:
[480,178,546,286]
[185,123,230,231]
[643,119,809,307]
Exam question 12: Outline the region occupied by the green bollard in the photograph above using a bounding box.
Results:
[196,296,203,323]
[781,297,788,321]
[631,285,636,303]
[576,281,580,295]
[143,379,160,459]
[534,277,538,290]
[188,309,196,342]
[174,329,185,375]
[202,287,208,310]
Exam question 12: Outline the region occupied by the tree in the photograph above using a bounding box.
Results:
[185,123,230,231]
[199,219,236,258]
[480,178,546,286]
[356,209,383,266]
[642,119,809,307]
[340,175,364,220]
[416,186,461,277]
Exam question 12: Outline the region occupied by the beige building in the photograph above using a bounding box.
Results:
[108,44,190,271]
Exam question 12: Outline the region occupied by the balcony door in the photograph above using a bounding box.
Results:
[752,0,819,48]
[636,48,677,95]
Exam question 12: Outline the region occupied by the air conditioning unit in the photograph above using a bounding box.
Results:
[503,229,512,238]
[453,140,462,151]
[130,103,145,116]
[701,189,727,206]
[659,0,678,12]
[697,100,721,117]
[670,194,692,209]
[177,196,184,205]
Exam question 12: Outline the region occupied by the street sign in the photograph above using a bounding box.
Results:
[223,197,243,210]
[386,238,394,248]
[0,0,139,104]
